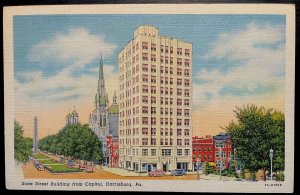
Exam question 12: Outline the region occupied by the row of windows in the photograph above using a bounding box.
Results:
[118,97,190,110]
[193,147,212,152]
[119,61,191,83]
[193,155,212,160]
[119,138,190,146]
[138,42,191,57]
[120,128,191,136]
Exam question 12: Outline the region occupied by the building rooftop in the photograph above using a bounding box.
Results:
[213,133,231,141]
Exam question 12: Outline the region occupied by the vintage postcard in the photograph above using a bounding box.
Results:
[4,4,295,192]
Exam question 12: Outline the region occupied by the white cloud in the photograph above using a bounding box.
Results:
[28,27,117,68]
[194,22,285,109]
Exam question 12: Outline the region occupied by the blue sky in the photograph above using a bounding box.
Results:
[14,14,286,136]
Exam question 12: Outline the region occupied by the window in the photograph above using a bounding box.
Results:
[193,147,196,152]
[184,149,189,156]
[160,77,164,84]
[160,118,164,125]
[160,45,164,53]
[143,85,148,93]
[151,86,156,94]
[185,49,190,56]
[142,42,148,50]
[208,147,212,151]
[184,69,190,76]
[151,107,156,114]
[162,149,171,156]
[142,138,148,145]
[165,46,169,53]
[184,99,189,106]
[177,149,182,156]
[177,139,182,146]
[165,98,168,105]
[165,56,169,64]
[165,139,168,145]
[184,119,190,126]
[142,64,148,72]
[184,79,190,86]
[160,67,164,74]
[184,59,190,66]
[142,149,148,156]
[165,108,168,115]
[184,129,190,136]
[142,128,148,135]
[177,79,182,85]
[184,109,190,116]
[170,129,173,136]
[160,138,163,145]
[170,139,173,145]
[151,117,156,125]
[142,53,148,61]
[184,139,190,146]
[151,76,156,83]
[151,138,156,145]
[160,87,164,94]
[177,89,182,96]
[151,54,156,62]
[177,48,182,55]
[177,68,182,76]
[151,43,156,51]
[142,74,148,82]
[142,117,148,125]
[198,148,202,152]
[170,47,173,54]
[177,99,182,106]
[177,58,182,66]
[177,129,182,136]
[142,96,148,103]
[165,67,168,74]
[170,99,173,106]
[151,128,156,136]
[177,109,182,116]
[151,149,156,156]
[151,96,156,104]
[151,65,156,73]
[160,56,164,63]
[142,106,148,114]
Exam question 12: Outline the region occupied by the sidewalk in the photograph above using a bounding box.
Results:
[100,166,148,177]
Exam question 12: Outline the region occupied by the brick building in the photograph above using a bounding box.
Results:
[107,135,119,167]
[192,133,233,170]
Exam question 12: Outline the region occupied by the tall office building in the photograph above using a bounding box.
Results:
[33,116,38,153]
[118,25,193,172]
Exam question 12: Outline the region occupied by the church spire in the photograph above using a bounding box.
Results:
[99,53,104,78]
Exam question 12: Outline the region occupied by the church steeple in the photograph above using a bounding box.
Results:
[97,53,106,98]
[99,53,104,78]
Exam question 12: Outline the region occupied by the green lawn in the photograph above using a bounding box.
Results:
[41,159,63,165]
[33,153,82,173]
[45,164,81,173]
[34,153,49,159]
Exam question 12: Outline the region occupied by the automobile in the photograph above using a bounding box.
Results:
[172,169,187,175]
[171,169,185,176]
[148,170,165,177]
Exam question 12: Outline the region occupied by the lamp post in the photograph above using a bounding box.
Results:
[269,149,273,181]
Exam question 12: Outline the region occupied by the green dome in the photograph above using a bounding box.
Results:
[109,105,119,114]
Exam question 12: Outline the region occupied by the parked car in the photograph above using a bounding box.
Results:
[148,170,165,177]
[171,169,185,176]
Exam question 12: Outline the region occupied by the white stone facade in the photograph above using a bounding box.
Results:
[118,25,193,172]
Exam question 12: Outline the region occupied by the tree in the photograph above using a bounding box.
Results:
[14,121,33,163]
[39,124,103,163]
[223,104,284,180]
